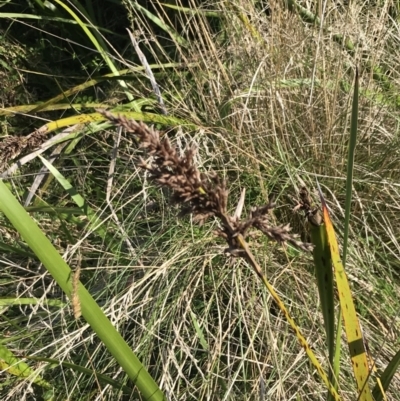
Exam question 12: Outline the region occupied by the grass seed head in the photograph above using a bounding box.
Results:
[99,109,313,253]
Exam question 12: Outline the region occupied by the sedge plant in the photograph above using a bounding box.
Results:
[1,1,400,400]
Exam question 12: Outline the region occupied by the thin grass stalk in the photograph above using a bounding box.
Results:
[343,67,359,265]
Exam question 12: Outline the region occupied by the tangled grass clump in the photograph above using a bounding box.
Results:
[98,110,348,401]
[99,109,314,256]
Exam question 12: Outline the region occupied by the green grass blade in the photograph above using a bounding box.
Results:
[302,186,338,400]
[343,67,359,265]
[190,311,209,352]
[37,155,133,255]
[26,356,133,395]
[159,2,220,17]
[0,12,115,34]
[372,349,400,401]
[52,0,134,102]
[0,240,35,257]
[309,221,335,373]
[0,63,192,116]
[0,298,65,308]
[0,180,167,401]
[38,155,109,239]
[131,2,189,48]
[333,315,342,396]
[31,111,198,137]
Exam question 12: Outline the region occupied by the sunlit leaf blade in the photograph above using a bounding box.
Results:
[0,111,196,173]
[372,349,400,401]
[0,344,52,389]
[32,111,198,137]
[366,350,387,401]
[317,184,373,401]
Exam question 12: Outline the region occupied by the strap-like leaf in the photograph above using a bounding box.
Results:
[372,349,400,401]
[317,185,373,401]
[309,221,335,373]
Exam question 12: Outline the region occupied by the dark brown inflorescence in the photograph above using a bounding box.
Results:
[99,109,313,254]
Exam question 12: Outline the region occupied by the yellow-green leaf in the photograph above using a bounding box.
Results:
[0,344,52,389]
[32,111,197,137]
[317,185,373,401]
